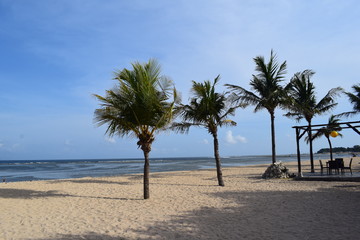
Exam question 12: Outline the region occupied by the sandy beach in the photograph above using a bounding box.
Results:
[1,158,359,240]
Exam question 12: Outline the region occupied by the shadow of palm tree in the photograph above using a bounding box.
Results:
[130,187,360,239]
[34,233,127,240]
[0,188,142,200]
[49,179,133,185]
[0,188,71,199]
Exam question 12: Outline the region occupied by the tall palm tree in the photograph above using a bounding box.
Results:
[226,50,287,164]
[309,115,342,161]
[338,83,360,117]
[173,75,237,186]
[285,69,342,172]
[93,59,179,199]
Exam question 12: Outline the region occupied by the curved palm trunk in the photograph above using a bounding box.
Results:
[212,131,224,186]
[327,136,333,161]
[141,144,151,199]
[270,112,276,164]
[307,120,315,173]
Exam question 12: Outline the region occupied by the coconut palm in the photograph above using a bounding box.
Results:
[173,75,237,186]
[338,83,360,117]
[226,50,287,164]
[93,59,179,199]
[309,115,342,161]
[285,69,342,172]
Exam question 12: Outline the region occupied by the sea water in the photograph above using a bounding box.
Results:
[0,153,352,182]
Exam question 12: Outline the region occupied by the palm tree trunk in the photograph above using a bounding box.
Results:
[327,136,333,160]
[307,120,315,173]
[213,131,224,186]
[270,112,276,164]
[142,147,151,199]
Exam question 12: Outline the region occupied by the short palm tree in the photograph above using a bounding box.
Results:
[93,59,179,199]
[309,115,342,161]
[226,50,287,164]
[173,75,237,186]
[338,83,360,117]
[285,69,342,172]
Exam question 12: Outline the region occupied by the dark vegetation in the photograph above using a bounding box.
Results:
[317,145,360,154]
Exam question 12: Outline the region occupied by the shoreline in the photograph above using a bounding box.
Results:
[0,157,355,184]
[1,153,356,183]
[1,159,359,239]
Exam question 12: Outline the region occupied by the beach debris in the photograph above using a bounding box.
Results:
[262,161,291,179]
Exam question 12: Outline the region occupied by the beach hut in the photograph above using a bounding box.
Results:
[293,121,360,177]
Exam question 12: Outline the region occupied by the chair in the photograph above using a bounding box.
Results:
[342,158,353,175]
[335,158,345,174]
[328,160,340,175]
[319,160,329,175]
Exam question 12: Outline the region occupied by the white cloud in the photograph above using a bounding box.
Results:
[225,131,247,144]
[202,139,209,144]
[105,137,116,144]
[64,139,72,146]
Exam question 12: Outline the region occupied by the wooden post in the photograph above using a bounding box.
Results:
[296,127,302,177]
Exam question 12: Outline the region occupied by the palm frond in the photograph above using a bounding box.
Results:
[316,87,343,112]
[93,59,179,142]
[285,70,342,123]
[170,122,202,134]
[178,75,236,134]
[335,111,358,118]
[310,115,343,142]
[225,84,261,108]
[344,83,360,113]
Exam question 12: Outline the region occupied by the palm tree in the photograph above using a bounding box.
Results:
[226,50,287,164]
[173,75,237,186]
[310,115,342,161]
[93,59,179,199]
[337,83,360,117]
[285,69,342,172]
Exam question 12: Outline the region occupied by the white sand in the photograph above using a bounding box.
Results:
[0,158,359,240]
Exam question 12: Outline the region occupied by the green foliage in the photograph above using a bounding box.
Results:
[226,50,288,114]
[285,70,342,122]
[308,115,343,142]
[317,145,360,153]
[173,75,237,135]
[93,59,179,144]
[337,83,360,118]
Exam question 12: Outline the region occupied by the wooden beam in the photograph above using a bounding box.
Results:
[347,123,360,135]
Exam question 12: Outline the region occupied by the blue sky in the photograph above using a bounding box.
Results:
[0,0,359,160]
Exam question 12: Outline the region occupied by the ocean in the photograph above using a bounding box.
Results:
[0,153,352,182]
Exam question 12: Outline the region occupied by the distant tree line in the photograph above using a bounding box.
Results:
[317,145,360,154]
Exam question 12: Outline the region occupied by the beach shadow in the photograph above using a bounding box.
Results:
[0,188,141,201]
[0,188,70,199]
[49,179,133,185]
[35,233,126,240]
[151,182,216,187]
[333,184,360,189]
[126,175,143,181]
[130,187,360,240]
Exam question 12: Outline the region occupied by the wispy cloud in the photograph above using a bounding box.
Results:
[225,131,247,144]
[64,139,72,146]
[105,137,116,144]
[0,142,21,152]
